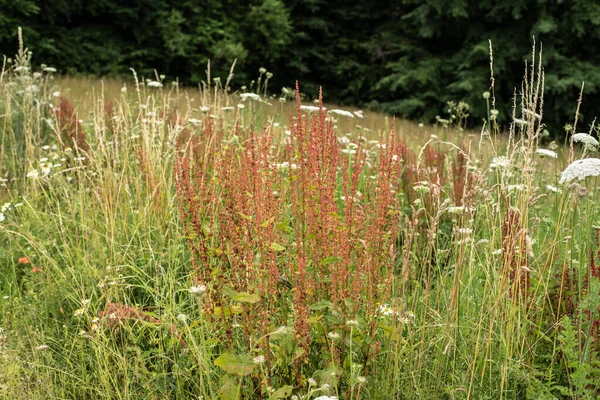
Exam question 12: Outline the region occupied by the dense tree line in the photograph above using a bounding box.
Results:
[2,0,600,132]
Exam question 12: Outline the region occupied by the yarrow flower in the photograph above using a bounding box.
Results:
[560,158,600,184]
[146,81,163,88]
[536,149,558,159]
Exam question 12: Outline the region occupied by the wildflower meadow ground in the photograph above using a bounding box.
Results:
[2,37,600,399]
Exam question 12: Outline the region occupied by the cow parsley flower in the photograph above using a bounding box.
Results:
[489,156,510,169]
[330,109,354,118]
[572,133,599,149]
[146,81,163,88]
[240,93,260,101]
[253,355,266,364]
[300,105,322,112]
[189,285,207,296]
[560,158,600,183]
[43,67,57,73]
[536,149,558,159]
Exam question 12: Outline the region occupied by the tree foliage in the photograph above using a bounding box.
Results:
[1,0,599,131]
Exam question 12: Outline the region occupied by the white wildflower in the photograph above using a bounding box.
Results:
[74,308,85,317]
[300,105,323,112]
[330,109,354,118]
[456,228,473,234]
[35,344,49,351]
[26,169,39,179]
[536,149,558,159]
[489,156,510,169]
[560,158,600,184]
[341,149,357,155]
[447,205,473,214]
[378,304,397,317]
[240,93,260,101]
[572,133,599,148]
[146,81,163,88]
[546,185,562,193]
[237,103,245,109]
[176,314,187,322]
[221,106,234,111]
[43,67,57,73]
[0,213,5,223]
[253,355,266,364]
[308,378,317,386]
[345,319,359,327]
[327,331,340,340]
[357,376,367,384]
[492,248,503,255]
[52,91,61,98]
[189,285,207,296]
[354,110,364,118]
[507,184,525,191]
[513,118,527,126]
[1,203,10,213]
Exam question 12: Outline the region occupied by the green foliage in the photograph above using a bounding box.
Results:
[2,0,600,132]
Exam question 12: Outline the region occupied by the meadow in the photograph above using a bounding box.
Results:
[2,39,600,399]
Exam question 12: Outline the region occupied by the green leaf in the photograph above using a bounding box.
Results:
[236,212,253,222]
[270,242,285,252]
[320,256,341,266]
[270,385,294,399]
[309,300,334,311]
[260,216,276,228]
[218,375,240,400]
[232,292,260,304]
[214,352,256,376]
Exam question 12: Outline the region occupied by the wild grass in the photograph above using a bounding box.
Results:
[1,38,600,399]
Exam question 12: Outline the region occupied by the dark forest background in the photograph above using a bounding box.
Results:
[2,0,600,133]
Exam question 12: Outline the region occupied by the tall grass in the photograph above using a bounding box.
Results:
[1,38,600,399]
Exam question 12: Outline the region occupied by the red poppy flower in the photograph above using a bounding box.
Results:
[31,267,41,273]
[18,257,30,264]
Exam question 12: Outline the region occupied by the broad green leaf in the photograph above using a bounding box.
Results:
[232,292,260,304]
[270,385,294,399]
[218,375,240,400]
[214,352,255,376]
[320,255,341,266]
[260,216,276,228]
[309,300,334,311]
[270,242,285,252]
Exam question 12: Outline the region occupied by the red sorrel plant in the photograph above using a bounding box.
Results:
[175,86,407,394]
[53,96,89,152]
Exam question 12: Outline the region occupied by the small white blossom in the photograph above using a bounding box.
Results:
[330,109,354,118]
[26,169,40,179]
[240,93,261,101]
[74,308,85,317]
[489,156,510,169]
[300,105,323,112]
[43,67,57,73]
[189,285,207,296]
[345,319,359,327]
[0,213,5,223]
[253,355,266,364]
[146,81,163,88]
[176,314,187,322]
[35,344,49,351]
[327,331,341,340]
[536,149,558,159]
[546,185,562,193]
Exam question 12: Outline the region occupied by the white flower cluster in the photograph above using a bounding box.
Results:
[560,158,600,184]
[240,93,261,101]
[572,133,599,149]
[300,105,325,112]
[330,109,354,118]
[536,148,558,159]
